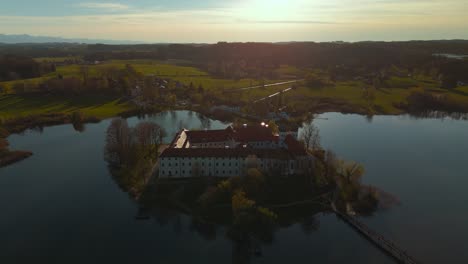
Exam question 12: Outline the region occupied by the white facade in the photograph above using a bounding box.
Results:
[159,156,246,178]
[159,154,313,178]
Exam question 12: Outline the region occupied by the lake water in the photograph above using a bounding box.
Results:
[1,111,467,264]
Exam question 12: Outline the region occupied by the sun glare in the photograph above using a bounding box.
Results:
[239,0,300,21]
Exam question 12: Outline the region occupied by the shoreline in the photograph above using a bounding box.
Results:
[0,151,33,167]
[2,106,468,168]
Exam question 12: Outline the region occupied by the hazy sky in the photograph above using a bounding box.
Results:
[0,0,467,43]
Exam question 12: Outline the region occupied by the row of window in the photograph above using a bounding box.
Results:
[165,157,242,161]
[161,170,240,176]
[162,162,240,167]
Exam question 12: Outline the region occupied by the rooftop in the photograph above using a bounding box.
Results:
[185,128,232,143]
[232,125,278,142]
[284,134,307,155]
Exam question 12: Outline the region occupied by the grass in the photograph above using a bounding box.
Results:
[278,75,468,114]
[3,59,467,118]
[34,56,81,62]
[0,59,289,93]
[0,59,297,120]
[0,94,134,120]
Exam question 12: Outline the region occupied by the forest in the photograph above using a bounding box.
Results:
[2,41,468,82]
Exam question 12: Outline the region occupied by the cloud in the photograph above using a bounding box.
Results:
[77,2,129,11]
[236,19,337,25]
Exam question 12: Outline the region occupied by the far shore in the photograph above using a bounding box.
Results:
[2,104,468,169]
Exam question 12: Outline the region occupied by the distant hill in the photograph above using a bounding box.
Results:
[0,34,145,45]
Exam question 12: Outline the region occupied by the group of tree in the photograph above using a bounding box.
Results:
[0,54,55,81]
[10,64,141,96]
[437,59,468,89]
[104,118,166,197]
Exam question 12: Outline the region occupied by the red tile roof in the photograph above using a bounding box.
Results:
[185,126,278,144]
[232,125,278,142]
[284,134,307,155]
[185,129,232,143]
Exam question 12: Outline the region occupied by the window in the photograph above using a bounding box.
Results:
[162,170,165,175]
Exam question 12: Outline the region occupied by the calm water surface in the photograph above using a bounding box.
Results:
[1,111,467,264]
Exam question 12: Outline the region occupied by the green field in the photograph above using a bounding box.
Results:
[34,56,81,62]
[2,60,467,119]
[0,94,134,120]
[0,60,299,120]
[0,60,287,93]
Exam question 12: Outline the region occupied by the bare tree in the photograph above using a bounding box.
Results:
[105,118,132,165]
[300,121,321,150]
[324,150,338,180]
[79,66,89,84]
[135,122,162,147]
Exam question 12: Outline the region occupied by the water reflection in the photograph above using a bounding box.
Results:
[105,138,327,264]
[103,112,385,263]
[5,110,466,263]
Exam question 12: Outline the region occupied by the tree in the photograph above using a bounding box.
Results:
[267,120,279,135]
[300,121,321,150]
[243,168,265,197]
[12,82,25,94]
[168,94,177,105]
[335,161,365,204]
[232,190,255,216]
[324,150,338,181]
[70,111,85,132]
[305,74,325,89]
[134,122,165,158]
[105,118,132,165]
[79,66,89,84]
[142,78,158,103]
[198,84,204,94]
[440,74,457,89]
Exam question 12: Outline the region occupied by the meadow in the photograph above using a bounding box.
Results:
[0,94,133,120]
[0,60,295,119]
[1,59,468,120]
[0,60,292,92]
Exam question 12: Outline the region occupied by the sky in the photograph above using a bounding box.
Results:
[0,0,467,43]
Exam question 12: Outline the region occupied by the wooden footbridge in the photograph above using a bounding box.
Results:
[332,204,420,264]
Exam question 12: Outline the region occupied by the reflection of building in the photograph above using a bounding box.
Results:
[159,125,313,178]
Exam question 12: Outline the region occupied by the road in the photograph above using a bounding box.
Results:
[229,79,303,92]
[253,87,293,103]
